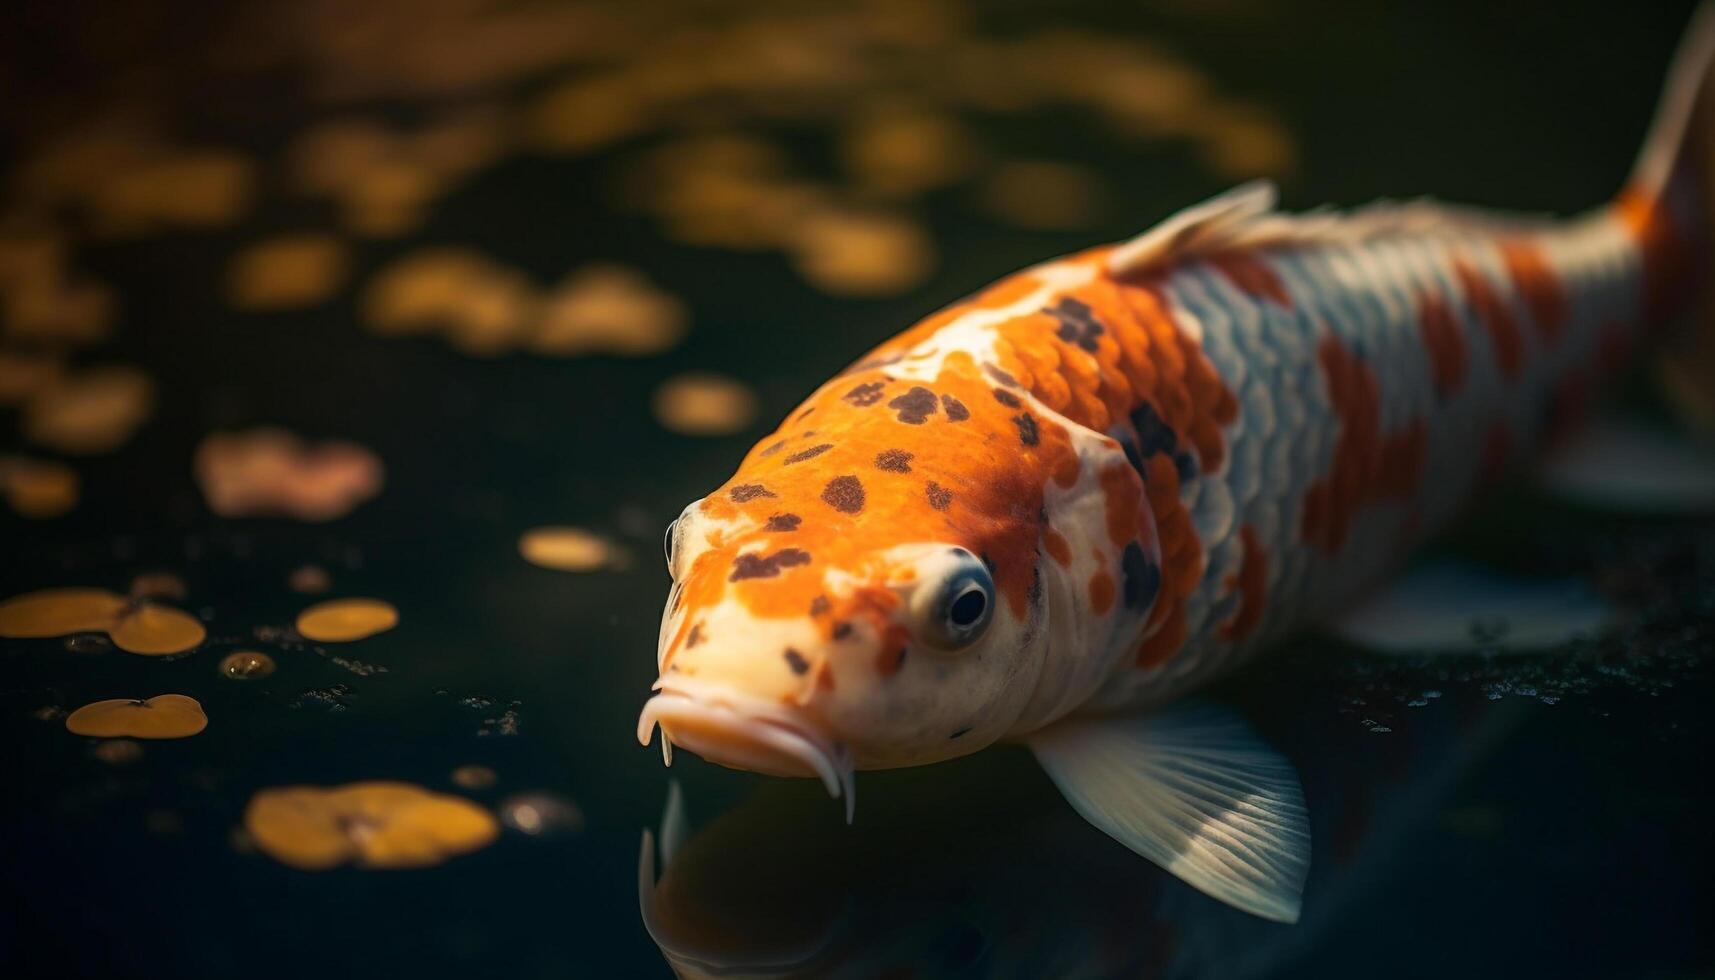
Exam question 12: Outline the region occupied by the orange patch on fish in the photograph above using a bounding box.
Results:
[1205,251,1293,308]
[1043,528,1073,566]
[1136,601,1185,669]
[1416,290,1468,397]
[1499,239,1567,343]
[1453,256,1525,381]
[1098,462,1144,547]
[1137,453,1203,667]
[1218,525,1267,641]
[1088,569,1116,616]
[1300,336,1428,555]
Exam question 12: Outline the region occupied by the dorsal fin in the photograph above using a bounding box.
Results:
[1107,180,1555,279]
[1108,181,1279,276]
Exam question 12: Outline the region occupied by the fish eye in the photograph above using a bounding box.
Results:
[914,550,995,652]
[662,519,678,574]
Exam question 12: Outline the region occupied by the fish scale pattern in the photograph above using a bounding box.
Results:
[1086,209,1645,710]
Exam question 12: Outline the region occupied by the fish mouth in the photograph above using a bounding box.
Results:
[637,679,855,821]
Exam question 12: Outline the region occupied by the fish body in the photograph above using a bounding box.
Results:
[639,6,1715,921]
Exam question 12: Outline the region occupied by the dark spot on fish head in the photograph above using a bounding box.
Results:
[940,394,969,421]
[730,548,813,581]
[820,475,865,514]
[764,513,801,532]
[831,621,852,640]
[1046,296,1104,352]
[843,381,887,406]
[731,484,775,502]
[887,386,939,424]
[874,449,914,473]
[686,622,705,648]
[1013,413,1040,446]
[984,364,1019,387]
[809,595,831,617]
[925,481,952,511]
[759,439,786,458]
[784,443,833,465]
[992,388,1021,408]
[783,648,810,675]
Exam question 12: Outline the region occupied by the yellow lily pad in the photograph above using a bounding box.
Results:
[0,587,124,636]
[244,781,499,871]
[518,526,616,572]
[107,603,207,655]
[652,373,758,437]
[65,694,207,739]
[194,428,383,521]
[0,455,79,519]
[0,587,205,655]
[23,364,154,455]
[226,234,351,311]
[296,598,398,642]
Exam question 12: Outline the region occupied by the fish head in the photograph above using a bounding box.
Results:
[639,362,1080,800]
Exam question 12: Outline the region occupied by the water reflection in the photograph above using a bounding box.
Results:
[641,696,1523,979]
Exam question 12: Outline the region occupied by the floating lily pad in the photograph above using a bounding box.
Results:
[518,526,618,572]
[65,695,207,739]
[295,598,398,642]
[0,587,205,655]
[244,781,498,870]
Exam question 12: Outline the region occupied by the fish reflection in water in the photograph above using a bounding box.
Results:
[641,695,1520,979]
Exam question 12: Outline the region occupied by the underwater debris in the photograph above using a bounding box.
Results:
[328,655,387,677]
[450,765,497,790]
[498,792,584,836]
[478,703,522,737]
[290,684,354,712]
[219,650,277,680]
[288,565,332,594]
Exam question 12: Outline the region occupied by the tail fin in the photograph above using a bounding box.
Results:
[1624,2,1715,431]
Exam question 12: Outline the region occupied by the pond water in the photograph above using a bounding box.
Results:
[1,1,1709,977]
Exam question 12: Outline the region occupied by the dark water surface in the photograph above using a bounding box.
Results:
[2,2,1710,977]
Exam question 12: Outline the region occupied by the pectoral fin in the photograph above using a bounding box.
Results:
[1330,560,1612,654]
[1028,703,1309,923]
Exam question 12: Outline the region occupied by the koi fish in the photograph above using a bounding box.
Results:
[638,6,1715,922]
